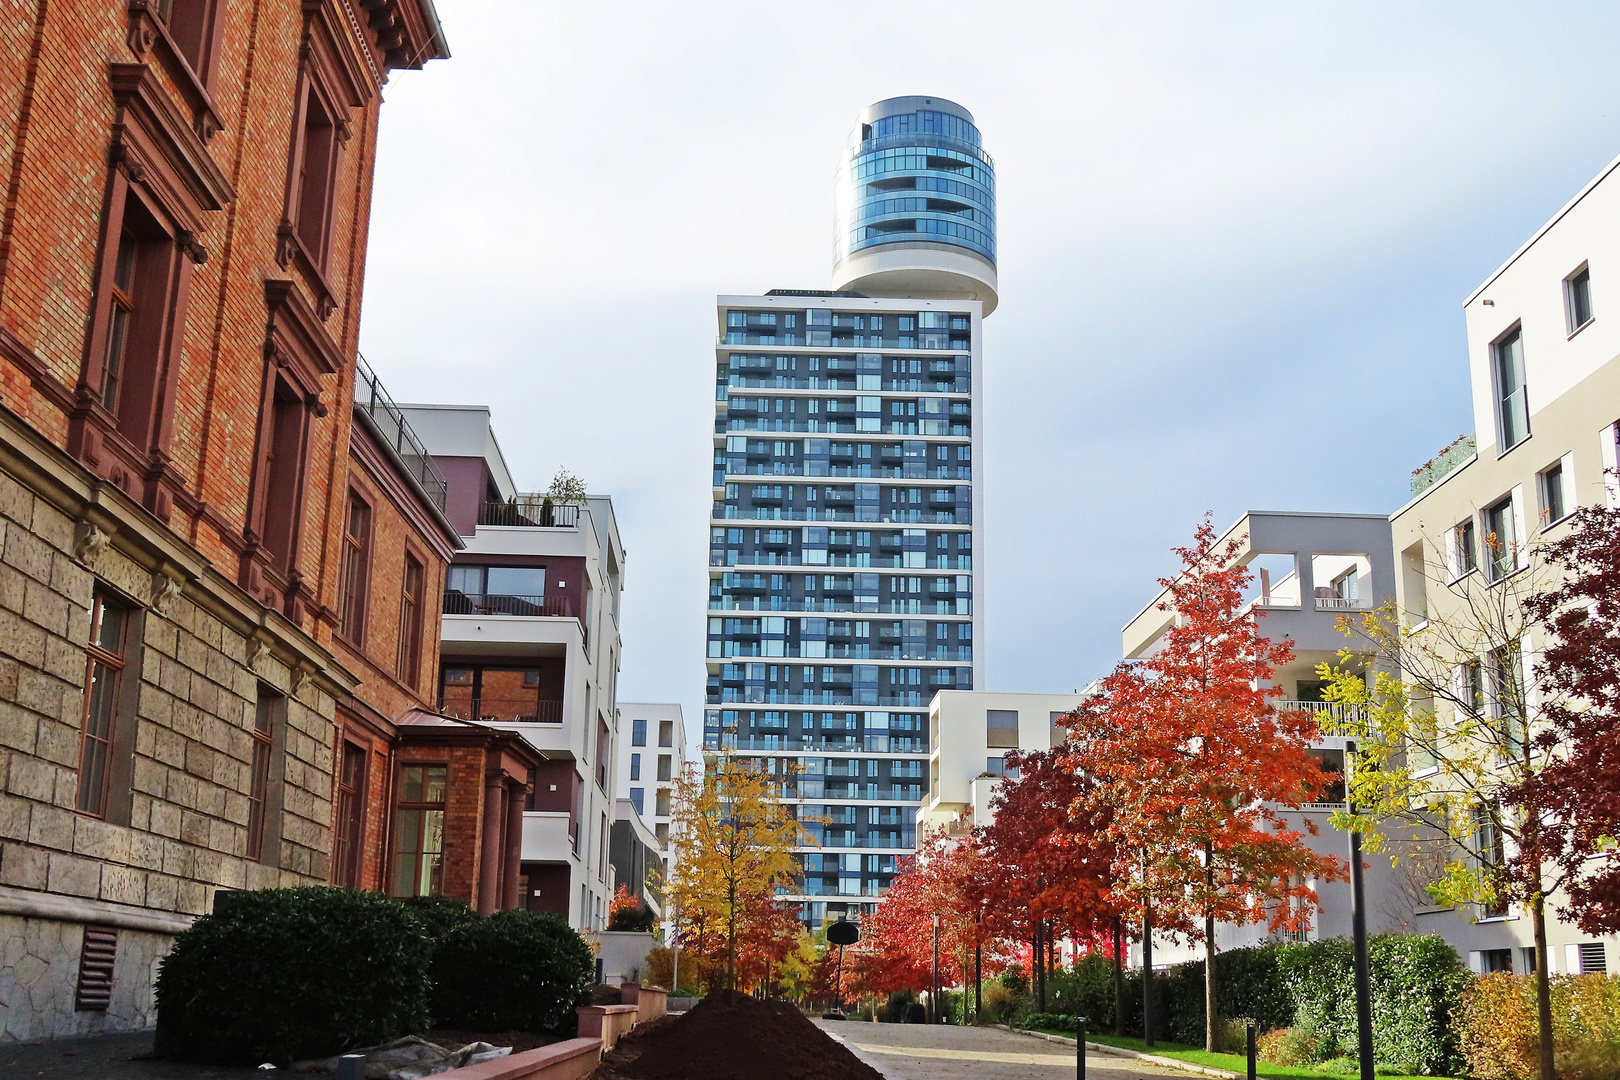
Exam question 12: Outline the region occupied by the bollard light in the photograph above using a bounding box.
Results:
[1077,1015,1088,1080]
[336,1054,365,1080]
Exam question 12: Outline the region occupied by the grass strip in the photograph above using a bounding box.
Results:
[1015,1026,1441,1080]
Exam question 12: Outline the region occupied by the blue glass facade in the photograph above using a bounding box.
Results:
[706,297,981,927]
[835,104,997,267]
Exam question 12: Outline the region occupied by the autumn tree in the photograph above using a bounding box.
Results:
[1524,502,1620,934]
[861,827,985,1011]
[666,754,810,990]
[1317,520,1576,1080]
[973,747,1120,1009]
[1071,517,1345,1051]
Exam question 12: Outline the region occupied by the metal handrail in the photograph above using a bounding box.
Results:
[442,591,575,618]
[353,354,448,512]
[480,498,580,528]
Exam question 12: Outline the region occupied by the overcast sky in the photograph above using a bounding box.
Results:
[358,2,1620,741]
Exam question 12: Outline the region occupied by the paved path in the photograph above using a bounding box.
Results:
[814,1021,1194,1080]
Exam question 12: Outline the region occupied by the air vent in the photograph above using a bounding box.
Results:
[1579,941,1607,974]
[74,925,118,1011]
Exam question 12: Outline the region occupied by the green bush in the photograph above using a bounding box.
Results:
[1159,943,1292,1047]
[980,981,1021,1022]
[1020,1011,1080,1032]
[430,908,594,1033]
[608,903,655,932]
[1282,934,1468,1076]
[1047,954,1119,1028]
[155,887,432,1064]
[882,988,916,1023]
[396,894,479,944]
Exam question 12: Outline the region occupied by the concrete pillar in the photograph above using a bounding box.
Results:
[478,773,503,915]
[502,781,524,910]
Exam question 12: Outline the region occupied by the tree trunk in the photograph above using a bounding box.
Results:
[1206,845,1219,1052]
[726,879,737,991]
[1532,893,1554,1080]
[1034,920,1046,1012]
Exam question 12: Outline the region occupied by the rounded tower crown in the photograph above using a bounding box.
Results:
[832,95,998,316]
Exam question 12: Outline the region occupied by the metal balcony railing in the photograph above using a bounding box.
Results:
[353,355,448,512]
[444,698,563,725]
[443,591,575,618]
[479,498,580,528]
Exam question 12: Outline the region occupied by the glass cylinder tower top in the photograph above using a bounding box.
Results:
[832,96,998,316]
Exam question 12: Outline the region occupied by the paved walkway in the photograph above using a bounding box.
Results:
[815,1021,1194,1080]
[0,1031,262,1078]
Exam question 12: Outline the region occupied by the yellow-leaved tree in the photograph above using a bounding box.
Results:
[666,752,812,991]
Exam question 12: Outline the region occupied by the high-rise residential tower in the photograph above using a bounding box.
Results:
[705,96,994,929]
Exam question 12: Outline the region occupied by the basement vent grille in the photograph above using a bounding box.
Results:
[74,925,118,1011]
[1579,941,1608,974]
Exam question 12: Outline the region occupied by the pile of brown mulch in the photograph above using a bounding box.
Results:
[589,991,883,1080]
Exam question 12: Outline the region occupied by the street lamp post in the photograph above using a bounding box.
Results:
[1346,740,1373,1080]
[932,914,941,1024]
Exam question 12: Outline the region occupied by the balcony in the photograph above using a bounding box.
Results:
[479,497,580,528]
[443,591,575,618]
[1277,700,1366,724]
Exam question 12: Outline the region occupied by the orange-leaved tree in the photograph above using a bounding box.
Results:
[861,827,985,1009]
[973,747,1121,1010]
[666,753,810,990]
[1069,516,1346,1051]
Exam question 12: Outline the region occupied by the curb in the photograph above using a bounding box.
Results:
[993,1025,1239,1080]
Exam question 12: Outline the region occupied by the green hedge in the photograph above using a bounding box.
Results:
[429,908,594,1033]
[155,887,432,1064]
[1281,935,1468,1076]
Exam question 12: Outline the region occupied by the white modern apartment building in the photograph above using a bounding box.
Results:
[917,690,1080,835]
[1118,510,1405,967]
[1385,150,1620,977]
[401,404,628,933]
[618,702,687,886]
[705,96,995,929]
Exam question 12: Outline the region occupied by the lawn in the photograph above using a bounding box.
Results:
[1014,1025,1443,1080]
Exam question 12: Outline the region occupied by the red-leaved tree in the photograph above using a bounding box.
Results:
[859,828,984,1006]
[1523,502,1620,934]
[1069,516,1346,1051]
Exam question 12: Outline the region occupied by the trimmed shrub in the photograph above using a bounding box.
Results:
[1048,954,1119,1029]
[396,894,479,945]
[1161,944,1294,1048]
[1020,1012,1080,1032]
[430,908,594,1033]
[980,981,1020,1022]
[155,887,432,1064]
[1281,934,1468,1076]
[1259,1027,1321,1066]
[883,988,916,1023]
[1455,972,1620,1080]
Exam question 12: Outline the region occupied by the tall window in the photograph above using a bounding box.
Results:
[658,720,673,747]
[1453,519,1477,577]
[629,787,644,814]
[333,742,367,889]
[260,381,309,573]
[393,765,447,897]
[100,232,138,415]
[629,753,640,781]
[1492,645,1525,761]
[293,87,339,266]
[1566,265,1594,333]
[1492,328,1529,449]
[1540,461,1567,526]
[396,554,424,685]
[92,198,176,448]
[632,718,647,746]
[1484,497,1517,581]
[246,689,278,862]
[657,754,672,782]
[76,597,128,817]
[338,492,371,643]
[595,718,610,789]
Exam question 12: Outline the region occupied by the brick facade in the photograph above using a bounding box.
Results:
[0,0,451,1042]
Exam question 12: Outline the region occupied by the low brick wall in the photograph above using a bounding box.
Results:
[575,1004,638,1051]
[431,1038,601,1080]
[618,982,667,1022]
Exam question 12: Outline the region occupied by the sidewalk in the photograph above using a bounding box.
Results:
[813,1021,1194,1080]
[0,1032,265,1078]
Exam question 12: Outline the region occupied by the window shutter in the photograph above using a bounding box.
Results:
[1605,424,1620,509]
[1510,485,1529,569]
[74,925,118,1011]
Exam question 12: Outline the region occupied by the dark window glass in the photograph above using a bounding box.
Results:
[333,741,366,889]
[76,597,128,816]
[339,493,371,643]
[1493,329,1529,448]
[396,555,424,685]
[246,689,277,861]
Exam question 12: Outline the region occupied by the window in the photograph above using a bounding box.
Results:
[655,823,669,847]
[292,84,339,267]
[657,754,672,782]
[1480,948,1513,973]
[1566,265,1594,333]
[145,0,227,87]
[986,709,1018,749]
[629,787,644,814]
[76,596,129,817]
[333,741,367,889]
[438,664,558,723]
[1492,327,1529,449]
[338,492,371,643]
[1462,661,1486,717]
[258,378,311,574]
[658,720,673,747]
[1483,497,1517,580]
[1452,519,1477,578]
[630,753,641,781]
[396,554,424,685]
[595,718,610,789]
[246,689,281,863]
[1492,645,1525,761]
[1539,459,1569,526]
[89,197,182,453]
[985,754,1019,778]
[656,789,671,817]
[632,718,647,746]
[393,765,447,897]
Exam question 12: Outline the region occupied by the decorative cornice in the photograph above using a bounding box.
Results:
[107,64,233,218]
[263,279,344,380]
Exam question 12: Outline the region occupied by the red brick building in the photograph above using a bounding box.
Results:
[0,0,552,1042]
